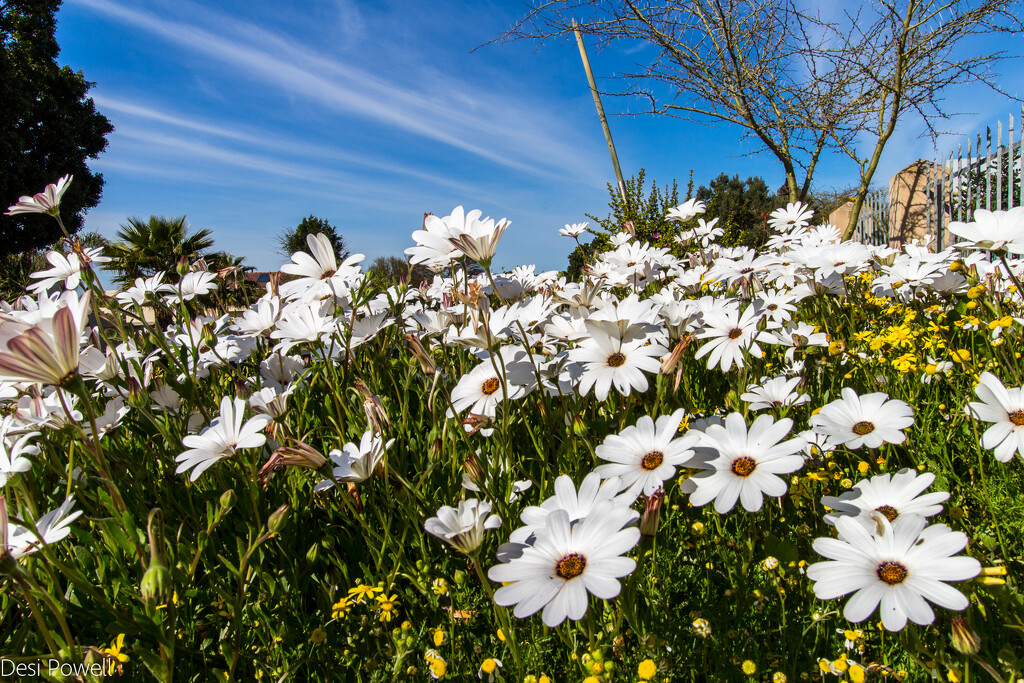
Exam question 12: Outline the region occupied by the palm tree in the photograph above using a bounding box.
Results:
[104,216,215,287]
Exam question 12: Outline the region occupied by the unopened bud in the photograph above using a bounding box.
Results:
[126,377,147,408]
[640,488,666,537]
[267,504,290,534]
[463,452,484,484]
[572,414,588,436]
[220,489,236,511]
[661,339,687,375]
[404,334,437,376]
[950,616,981,655]
[267,271,282,297]
[176,256,190,277]
[201,322,217,350]
[141,509,172,602]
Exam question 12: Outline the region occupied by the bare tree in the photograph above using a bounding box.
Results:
[829,0,1022,239]
[496,0,873,203]
[496,0,1021,239]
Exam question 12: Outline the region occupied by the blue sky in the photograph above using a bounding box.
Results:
[55,0,1023,274]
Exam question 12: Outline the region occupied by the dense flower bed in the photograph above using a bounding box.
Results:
[1,178,1023,681]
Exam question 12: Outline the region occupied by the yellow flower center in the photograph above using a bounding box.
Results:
[640,450,665,471]
[1009,410,1024,427]
[876,561,908,585]
[731,456,757,478]
[607,352,626,368]
[852,420,875,435]
[481,377,500,395]
[874,505,899,522]
[554,552,587,579]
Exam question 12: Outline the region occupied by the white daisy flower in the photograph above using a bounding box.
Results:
[4,496,82,560]
[0,430,36,488]
[260,352,305,392]
[488,502,640,627]
[822,469,950,528]
[232,293,281,336]
[694,305,772,372]
[569,319,666,401]
[425,499,502,554]
[559,222,588,238]
[116,272,170,307]
[810,388,914,450]
[506,472,634,548]
[406,206,502,271]
[593,409,700,502]
[270,301,338,354]
[447,350,528,433]
[248,386,292,420]
[966,371,1024,462]
[5,174,72,216]
[280,232,365,302]
[741,376,809,412]
[665,199,706,222]
[768,202,814,233]
[175,396,270,481]
[684,413,805,513]
[29,249,105,293]
[948,207,1024,253]
[164,270,218,303]
[315,431,395,490]
[0,290,91,387]
[808,514,980,632]
[448,219,509,269]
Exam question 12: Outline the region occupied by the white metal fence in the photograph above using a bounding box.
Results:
[925,107,1023,249]
[853,187,890,245]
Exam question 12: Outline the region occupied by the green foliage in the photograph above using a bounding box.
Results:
[103,215,215,287]
[0,230,107,299]
[367,255,432,287]
[278,215,349,261]
[569,169,686,279]
[695,173,786,249]
[0,0,113,257]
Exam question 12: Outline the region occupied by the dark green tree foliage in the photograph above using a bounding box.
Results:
[278,215,349,260]
[1,0,113,257]
[569,169,683,280]
[695,173,786,249]
[0,229,106,300]
[368,255,432,287]
[103,215,215,287]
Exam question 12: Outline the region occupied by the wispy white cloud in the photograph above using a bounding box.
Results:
[94,95,488,197]
[71,0,605,184]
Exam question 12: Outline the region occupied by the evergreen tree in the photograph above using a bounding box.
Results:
[1,0,113,257]
[277,215,348,260]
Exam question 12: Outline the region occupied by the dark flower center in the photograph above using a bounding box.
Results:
[481,378,500,395]
[876,561,908,585]
[641,450,665,471]
[555,552,587,580]
[607,352,626,368]
[320,268,337,280]
[731,456,757,478]
[852,420,875,435]
[728,328,743,340]
[874,505,899,522]
[1009,410,1024,427]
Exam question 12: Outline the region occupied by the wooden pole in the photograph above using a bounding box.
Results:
[573,21,630,212]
